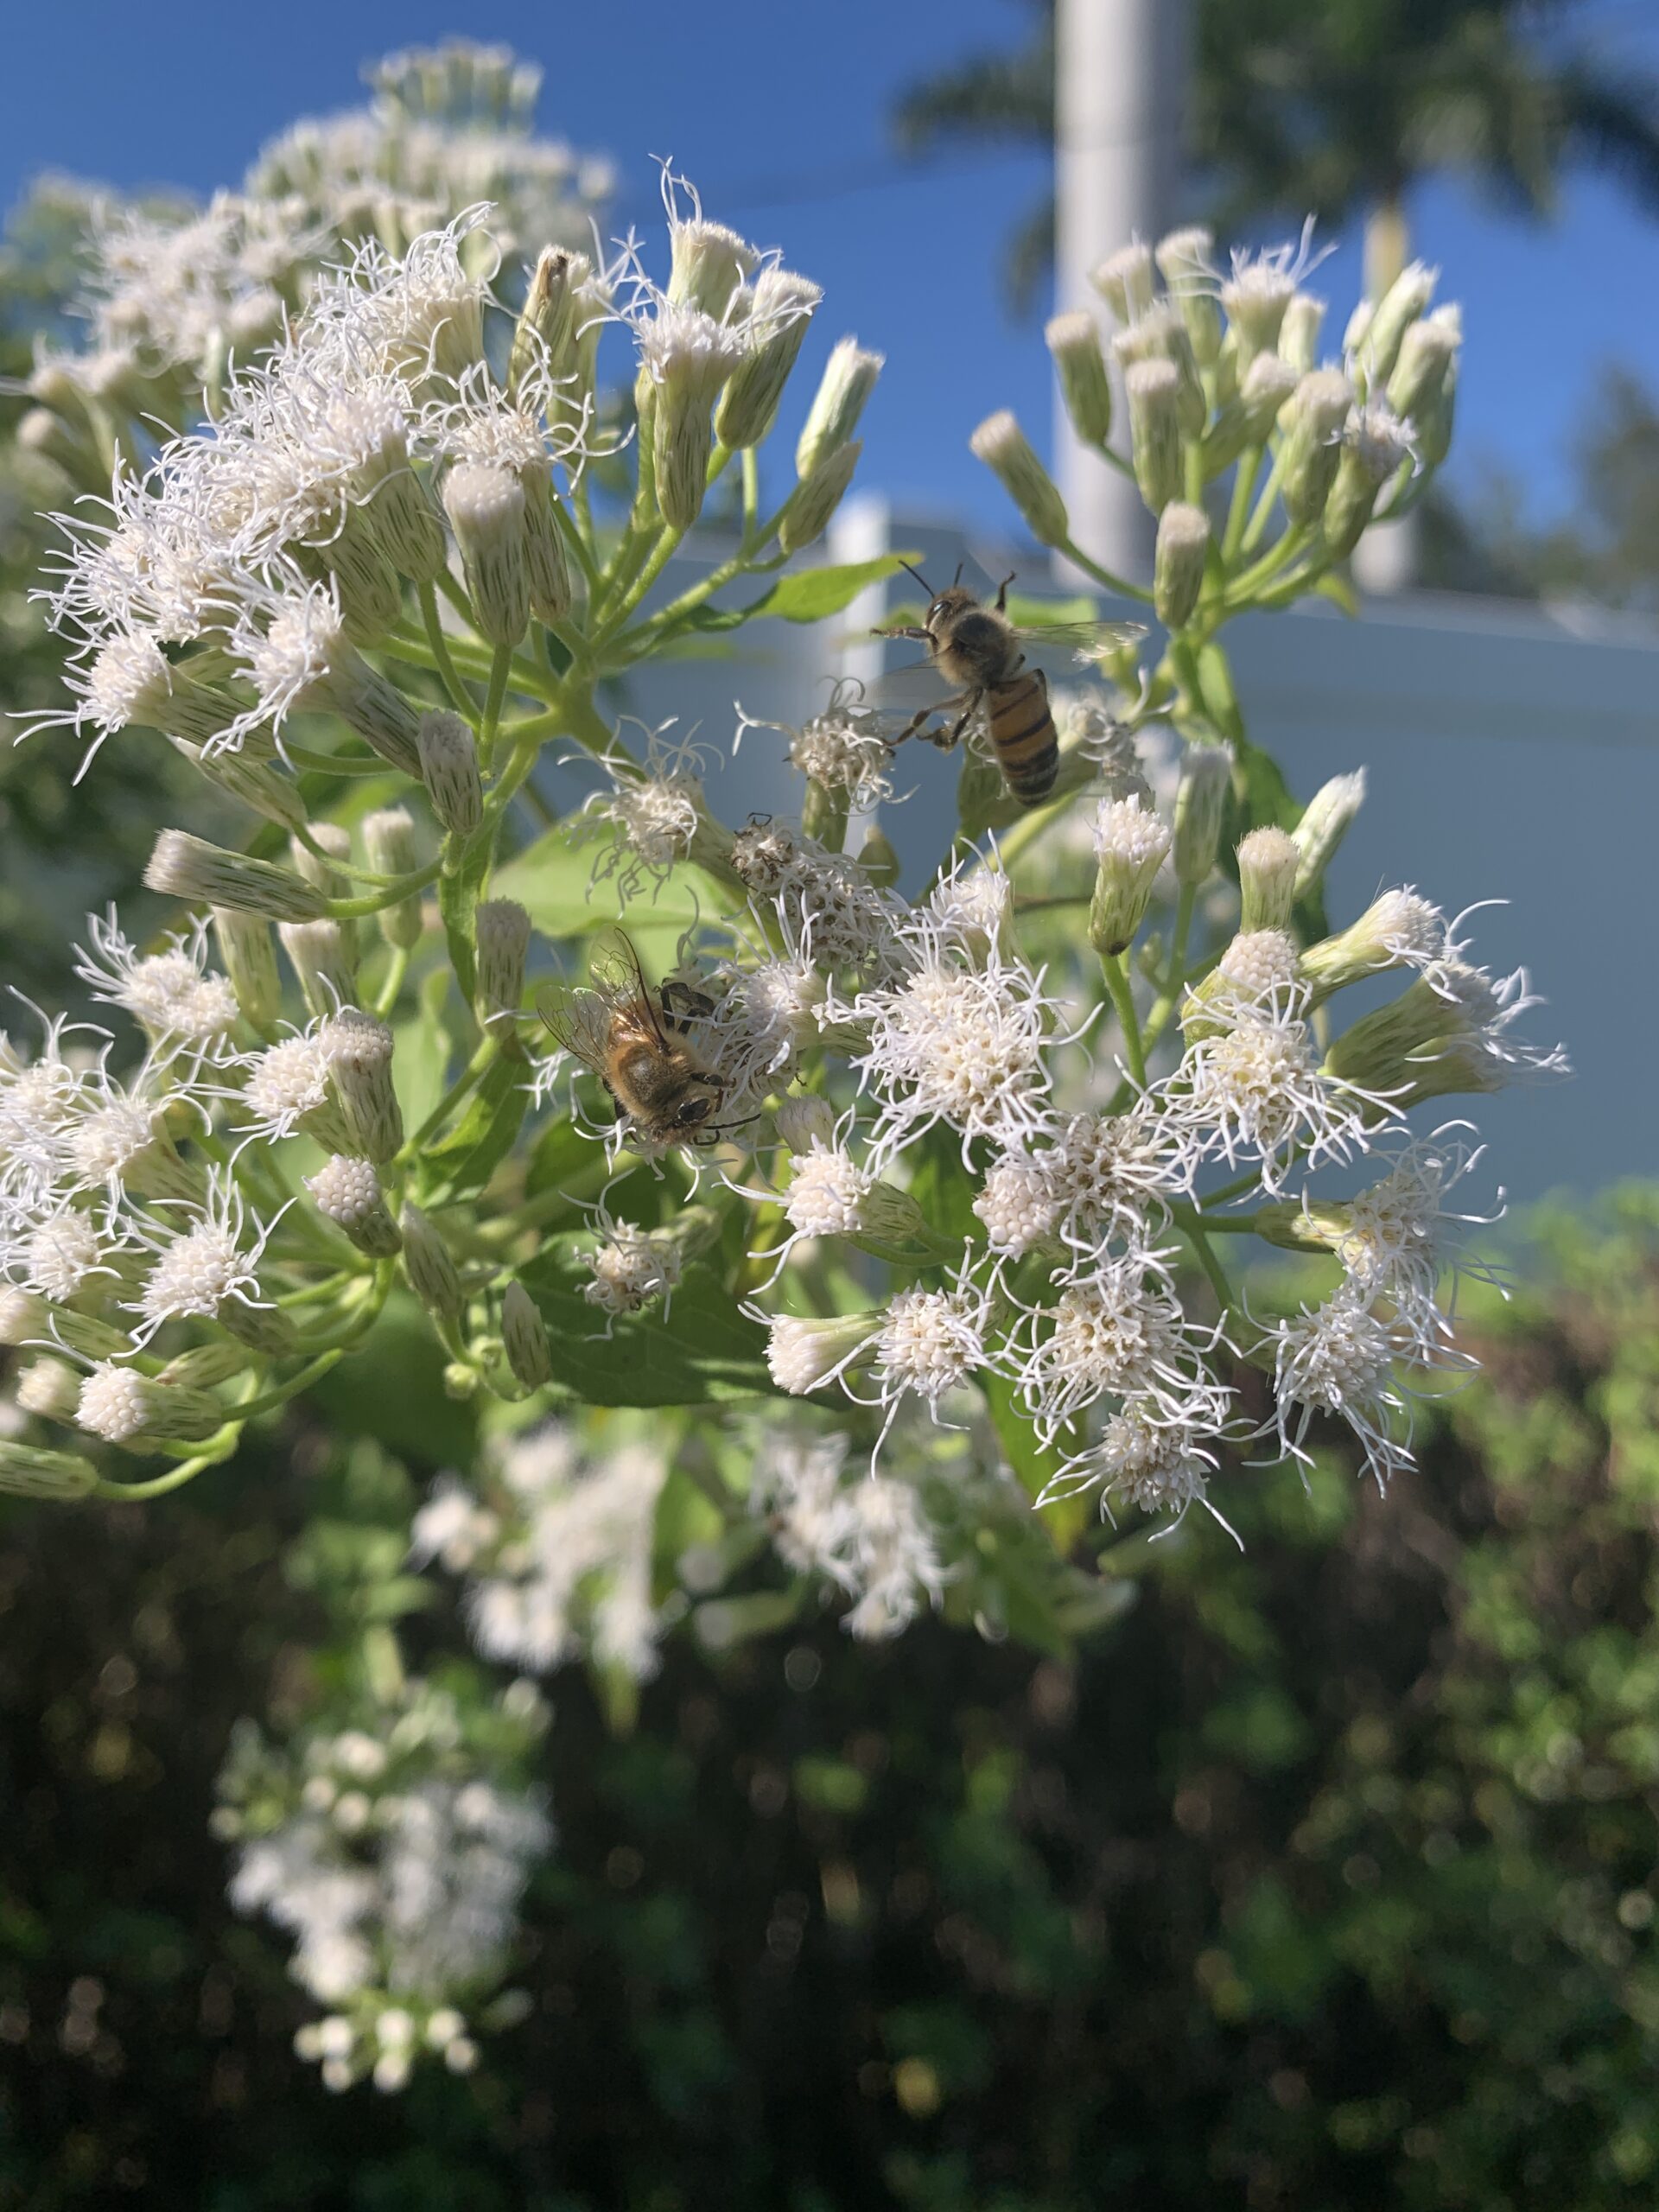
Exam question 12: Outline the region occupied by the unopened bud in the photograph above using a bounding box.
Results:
[418,711,483,839]
[1090,794,1171,956]
[213,908,283,1029]
[668,219,758,320]
[16,1354,85,1422]
[715,270,822,450]
[500,1280,552,1391]
[1156,226,1221,363]
[1113,305,1205,438]
[280,919,357,1020]
[443,1361,480,1401]
[1360,261,1437,390]
[293,825,356,964]
[856,825,902,890]
[1342,298,1374,359]
[361,807,423,950]
[1300,889,1445,1004]
[158,1342,253,1391]
[1279,293,1325,375]
[1221,266,1295,367]
[764,1310,875,1396]
[1124,359,1183,513]
[1090,242,1155,325]
[969,410,1067,547]
[0,1439,99,1499]
[1387,304,1460,423]
[1236,825,1300,933]
[442,463,529,646]
[1291,769,1366,896]
[400,1204,464,1325]
[1172,740,1233,886]
[774,1096,838,1154]
[181,741,309,833]
[641,307,747,532]
[1204,354,1299,475]
[1182,927,1303,1039]
[146,831,327,924]
[305,1155,403,1257]
[77,1363,225,1449]
[1045,311,1113,448]
[1325,406,1415,559]
[0,1288,129,1360]
[520,467,571,626]
[795,338,882,481]
[475,899,531,1024]
[778,439,861,556]
[325,1008,404,1161]
[509,246,582,400]
[1154,502,1209,629]
[1279,369,1353,528]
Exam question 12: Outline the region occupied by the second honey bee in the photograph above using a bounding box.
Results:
[537,927,730,1151]
[879,564,1143,807]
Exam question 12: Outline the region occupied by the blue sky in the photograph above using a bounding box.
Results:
[3,0,1656,535]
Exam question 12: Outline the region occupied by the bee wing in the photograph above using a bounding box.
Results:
[1007,618,1149,659]
[535,976,608,1072]
[587,925,671,1046]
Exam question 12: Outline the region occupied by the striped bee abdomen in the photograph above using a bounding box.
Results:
[986,671,1058,805]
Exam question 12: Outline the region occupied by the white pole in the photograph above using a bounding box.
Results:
[1053,0,1188,585]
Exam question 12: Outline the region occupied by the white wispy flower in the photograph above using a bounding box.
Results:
[11,1205,117,1304]
[734,679,895,811]
[74,909,239,1054]
[836,934,1061,1162]
[1042,1400,1224,1529]
[580,1208,683,1323]
[1262,1288,1440,1490]
[581,721,714,899]
[753,1430,944,1640]
[1176,987,1390,1189]
[124,1168,283,1345]
[1010,1248,1230,1446]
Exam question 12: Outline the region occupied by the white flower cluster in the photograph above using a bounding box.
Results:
[412,1421,668,1681]
[214,1675,550,2092]
[753,1430,945,1640]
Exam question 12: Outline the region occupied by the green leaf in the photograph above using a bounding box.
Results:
[493,826,732,962]
[518,1246,772,1406]
[660,552,924,640]
[979,1369,1088,1554]
[393,965,454,1134]
[423,1054,533,1203]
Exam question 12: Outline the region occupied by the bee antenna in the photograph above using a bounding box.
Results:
[899,557,932,594]
[952,562,963,588]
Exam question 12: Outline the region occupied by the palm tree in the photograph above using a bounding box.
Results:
[893,0,1659,313]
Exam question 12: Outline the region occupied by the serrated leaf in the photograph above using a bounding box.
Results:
[423,1054,533,1203]
[518,1248,772,1406]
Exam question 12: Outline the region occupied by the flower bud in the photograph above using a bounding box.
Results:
[774,1096,838,1154]
[77,1363,225,1449]
[1045,311,1113,448]
[1181,927,1302,1039]
[1359,261,1437,391]
[16,1354,85,1422]
[1279,293,1326,375]
[1124,360,1183,513]
[1172,740,1233,886]
[1156,226,1221,363]
[508,246,583,401]
[1154,502,1209,629]
[158,1341,254,1391]
[1090,242,1155,325]
[1203,354,1299,474]
[1387,304,1460,423]
[1236,825,1300,933]
[145,831,328,924]
[668,219,758,320]
[969,410,1068,547]
[1300,889,1445,1003]
[475,899,531,1024]
[1090,794,1172,956]
[442,463,529,647]
[418,710,483,839]
[180,741,310,834]
[795,338,882,481]
[362,807,424,950]
[501,1279,552,1390]
[762,1310,874,1396]
[1113,305,1205,439]
[1342,298,1374,359]
[1324,406,1415,560]
[778,439,861,556]
[293,824,356,963]
[400,1204,464,1326]
[1323,973,1491,1109]
[213,907,283,1029]
[1291,769,1366,896]
[715,270,822,450]
[280,918,357,1020]
[1278,369,1353,528]
[325,1008,404,1161]
[302,509,402,646]
[642,306,747,531]
[856,825,902,890]
[305,1155,403,1257]
[0,1440,99,1499]
[1221,265,1296,367]
[323,392,446,584]
[519,467,571,626]
[0,1288,129,1360]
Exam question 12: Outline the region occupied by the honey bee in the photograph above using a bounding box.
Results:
[878,564,1144,807]
[537,927,730,1150]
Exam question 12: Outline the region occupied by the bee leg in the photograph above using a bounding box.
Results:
[994,572,1016,611]
[876,624,931,644]
[659,981,715,1031]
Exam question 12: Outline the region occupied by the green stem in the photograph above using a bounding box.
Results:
[1173,1208,1236,1311]
[479,642,512,772]
[741,447,760,542]
[1239,445,1289,556]
[1054,536,1154,605]
[1222,446,1265,565]
[373,946,410,1018]
[93,1449,232,1502]
[282,744,387,778]
[1141,882,1197,1052]
[418,581,477,721]
[1102,954,1147,1089]
[402,1039,497,1159]
[592,522,685,648]
[326,858,442,920]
